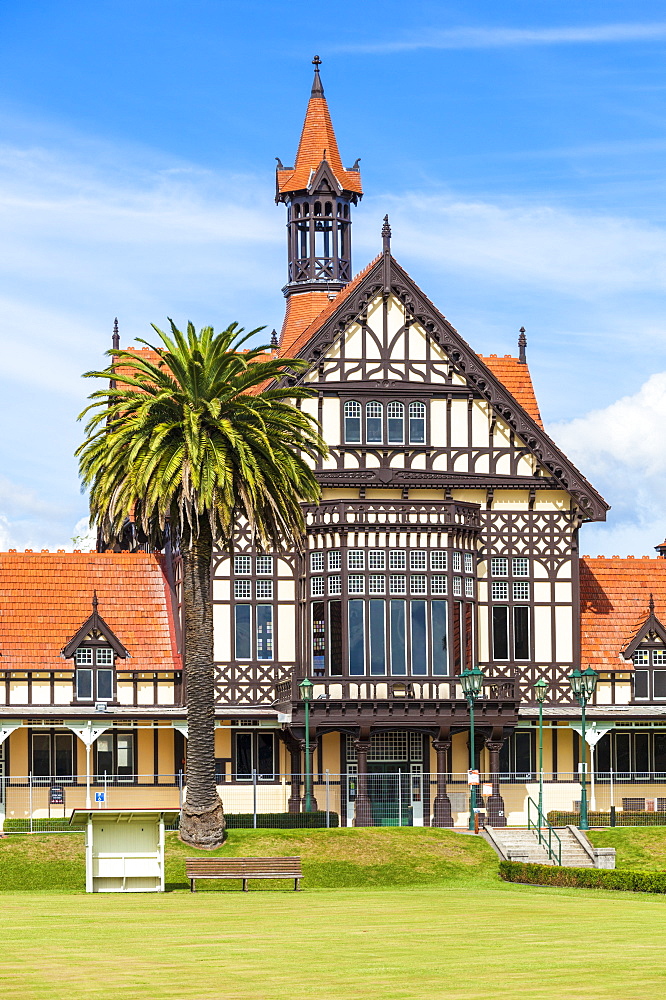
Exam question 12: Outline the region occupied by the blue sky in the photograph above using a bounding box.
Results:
[2,0,666,554]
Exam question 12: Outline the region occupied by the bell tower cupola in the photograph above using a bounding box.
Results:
[276,56,363,308]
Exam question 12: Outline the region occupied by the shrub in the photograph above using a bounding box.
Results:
[224,811,339,829]
[499,859,666,893]
[546,810,666,827]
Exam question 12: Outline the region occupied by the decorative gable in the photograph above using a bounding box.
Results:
[62,593,129,660]
[622,596,666,660]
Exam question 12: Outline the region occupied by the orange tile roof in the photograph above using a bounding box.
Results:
[276,93,362,196]
[478,354,543,428]
[0,551,180,672]
[280,256,382,359]
[278,291,332,356]
[580,555,666,669]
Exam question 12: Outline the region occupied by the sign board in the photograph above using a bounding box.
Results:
[95,792,106,803]
[482,782,493,797]
[50,786,64,805]
[467,769,480,785]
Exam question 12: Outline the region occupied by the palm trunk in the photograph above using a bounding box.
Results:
[178,518,225,849]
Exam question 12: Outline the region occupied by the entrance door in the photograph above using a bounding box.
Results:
[367,764,412,826]
[410,764,423,826]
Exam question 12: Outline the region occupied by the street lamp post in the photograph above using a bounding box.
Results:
[460,665,485,831]
[534,678,548,822]
[568,666,599,831]
[299,677,314,812]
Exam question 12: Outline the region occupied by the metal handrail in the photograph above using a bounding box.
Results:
[527,796,562,866]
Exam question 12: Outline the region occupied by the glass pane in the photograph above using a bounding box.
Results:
[369,600,386,675]
[32,734,51,777]
[76,669,93,700]
[492,607,509,660]
[97,670,113,701]
[514,607,530,660]
[409,402,426,444]
[329,601,343,675]
[54,734,73,778]
[234,605,251,659]
[655,734,666,773]
[117,735,134,777]
[312,602,326,675]
[515,732,532,776]
[256,605,273,661]
[634,670,649,699]
[431,601,448,675]
[615,733,631,775]
[348,600,365,676]
[654,671,666,698]
[366,402,382,443]
[596,733,611,775]
[635,733,650,774]
[235,733,253,779]
[256,733,275,779]
[410,601,427,675]
[390,601,406,675]
[96,735,113,779]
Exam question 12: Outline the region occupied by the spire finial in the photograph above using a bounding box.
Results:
[112,317,120,351]
[382,214,391,253]
[650,593,655,615]
[270,329,278,349]
[311,55,324,97]
[92,590,99,612]
[518,326,527,364]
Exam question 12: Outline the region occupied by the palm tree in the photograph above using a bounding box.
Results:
[77,320,327,849]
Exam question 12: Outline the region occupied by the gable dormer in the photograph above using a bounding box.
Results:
[62,592,128,703]
[622,596,666,700]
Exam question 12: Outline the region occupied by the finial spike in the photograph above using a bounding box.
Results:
[270,329,279,349]
[92,590,99,612]
[382,214,391,253]
[112,317,120,351]
[518,326,527,364]
[650,593,655,615]
[311,55,324,97]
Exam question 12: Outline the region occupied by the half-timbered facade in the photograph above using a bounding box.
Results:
[2,59,666,830]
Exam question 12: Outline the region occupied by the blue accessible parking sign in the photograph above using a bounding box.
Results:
[95,792,105,803]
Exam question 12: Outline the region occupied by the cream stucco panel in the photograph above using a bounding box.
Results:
[533,582,551,604]
[213,605,232,661]
[534,606,552,661]
[321,397,340,447]
[212,579,230,601]
[554,606,573,661]
[471,401,489,447]
[278,605,296,660]
[117,682,134,706]
[555,582,572,603]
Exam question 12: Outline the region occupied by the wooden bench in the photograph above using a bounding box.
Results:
[186,857,303,892]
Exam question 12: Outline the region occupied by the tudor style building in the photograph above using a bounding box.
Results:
[1,59,666,829]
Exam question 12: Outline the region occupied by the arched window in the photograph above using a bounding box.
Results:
[344,401,362,443]
[303,202,309,215]
[325,201,332,216]
[366,402,382,443]
[314,201,322,216]
[387,401,404,443]
[409,402,426,444]
[294,204,301,218]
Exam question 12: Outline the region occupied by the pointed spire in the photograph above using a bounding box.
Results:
[92,591,99,614]
[112,317,120,350]
[311,55,324,97]
[650,593,655,615]
[382,215,391,253]
[518,326,527,365]
[270,329,278,348]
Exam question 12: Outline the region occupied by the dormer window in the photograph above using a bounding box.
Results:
[63,592,128,706]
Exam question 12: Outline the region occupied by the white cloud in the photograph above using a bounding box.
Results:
[549,373,666,556]
[339,22,666,54]
[358,193,666,299]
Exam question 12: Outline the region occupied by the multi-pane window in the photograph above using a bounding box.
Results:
[431,551,447,571]
[344,400,362,442]
[654,650,666,666]
[492,581,509,601]
[512,558,529,577]
[464,553,474,574]
[74,644,115,702]
[328,550,341,571]
[513,582,530,601]
[464,578,474,598]
[633,650,649,666]
[348,550,365,570]
[387,401,404,443]
[389,551,406,570]
[256,556,273,575]
[328,576,342,595]
[632,647,666,700]
[96,732,135,781]
[366,401,383,443]
[453,577,462,596]
[348,575,365,594]
[234,605,273,660]
[234,580,251,599]
[234,731,276,781]
[491,557,508,577]
[452,551,462,573]
[390,575,406,595]
[31,731,74,779]
[311,577,325,597]
[310,551,324,572]
[409,402,426,443]
[410,551,427,571]
[410,575,427,595]
[256,580,273,599]
[368,551,385,570]
[431,576,447,595]
[369,575,386,594]
[234,556,251,575]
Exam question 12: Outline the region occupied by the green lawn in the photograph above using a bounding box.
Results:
[1,829,666,998]
[588,827,666,870]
